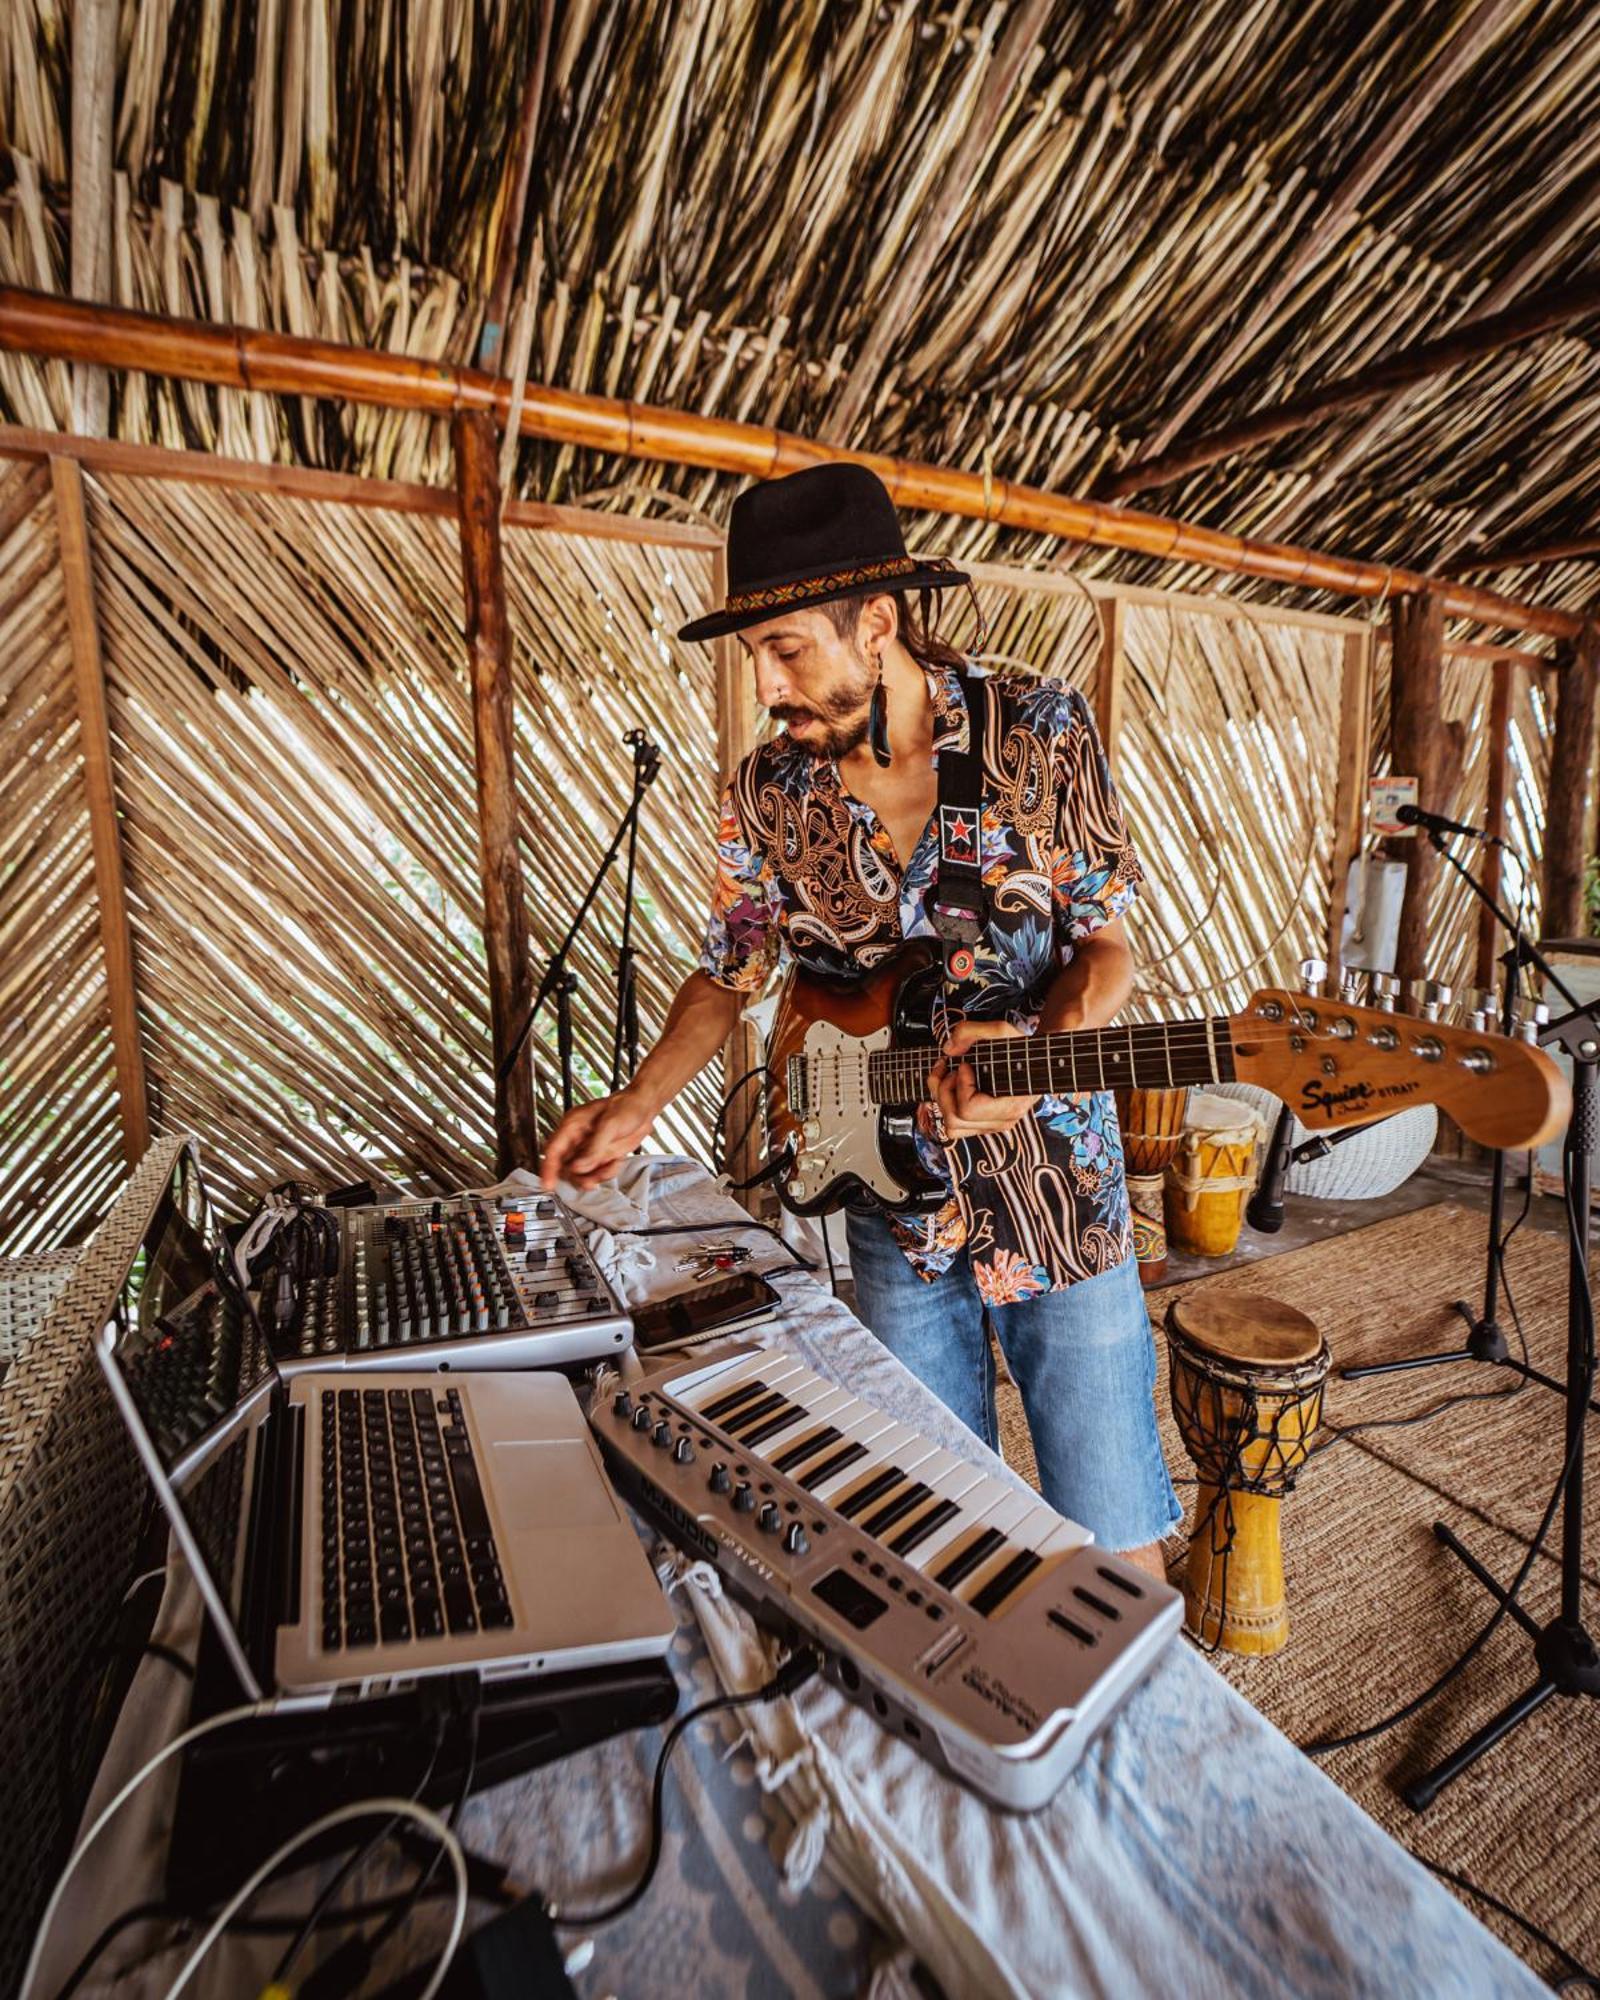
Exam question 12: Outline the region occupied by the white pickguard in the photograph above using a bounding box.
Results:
[790,1021,900,1202]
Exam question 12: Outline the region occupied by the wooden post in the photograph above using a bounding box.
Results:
[51,456,150,1162]
[1541,617,1600,938]
[1094,596,1125,773]
[713,547,764,1203]
[1327,626,1375,971]
[1387,590,1447,984]
[1476,665,1515,989]
[451,408,538,1173]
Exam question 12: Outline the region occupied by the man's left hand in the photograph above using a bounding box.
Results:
[927,1021,1038,1141]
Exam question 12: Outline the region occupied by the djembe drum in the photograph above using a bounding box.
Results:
[1165,1291,1329,1656]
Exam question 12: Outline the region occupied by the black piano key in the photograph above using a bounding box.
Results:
[933,1525,1006,1592]
[772,1424,842,1475]
[796,1441,867,1492]
[718,1391,787,1438]
[888,1497,960,1557]
[702,1378,770,1424]
[860,1480,933,1540]
[738,1402,810,1450]
[969,1548,1043,1618]
[835,1467,903,1521]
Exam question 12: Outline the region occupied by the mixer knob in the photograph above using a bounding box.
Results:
[757,1501,782,1533]
[1298,957,1328,997]
[651,1419,672,1448]
[708,1462,731,1495]
[612,1390,633,1419]
[1369,972,1399,1012]
[673,1436,695,1464]
[630,1405,652,1432]
[733,1481,756,1513]
[782,1521,810,1556]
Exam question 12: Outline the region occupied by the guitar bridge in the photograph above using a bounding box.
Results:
[786,1054,809,1116]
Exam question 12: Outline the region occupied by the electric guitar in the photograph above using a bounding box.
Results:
[764,941,1571,1217]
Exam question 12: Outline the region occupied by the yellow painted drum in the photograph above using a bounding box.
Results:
[1166,1291,1328,1656]
[1164,1092,1264,1258]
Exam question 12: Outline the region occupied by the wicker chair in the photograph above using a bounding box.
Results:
[0,1140,182,1991]
[1206,1081,1437,1201]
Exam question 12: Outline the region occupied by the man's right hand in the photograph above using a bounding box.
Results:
[538,1087,659,1192]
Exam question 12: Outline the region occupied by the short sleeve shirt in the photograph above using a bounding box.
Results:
[698,661,1143,1303]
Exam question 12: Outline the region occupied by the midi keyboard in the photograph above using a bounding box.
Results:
[592,1340,1181,1812]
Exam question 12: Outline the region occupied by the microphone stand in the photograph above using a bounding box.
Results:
[1357,825,1600,1810]
[498,730,662,1128]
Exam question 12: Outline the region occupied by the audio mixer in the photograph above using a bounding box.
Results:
[273,1192,633,1375]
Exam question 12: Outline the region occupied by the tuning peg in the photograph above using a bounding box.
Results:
[1517,1002,1550,1045]
[1298,957,1328,997]
[1370,972,1400,1012]
[1411,979,1453,1022]
[1339,966,1368,1004]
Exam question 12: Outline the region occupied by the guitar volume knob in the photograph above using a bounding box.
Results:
[800,1117,821,1141]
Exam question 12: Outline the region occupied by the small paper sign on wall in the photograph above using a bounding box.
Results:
[1370,776,1419,837]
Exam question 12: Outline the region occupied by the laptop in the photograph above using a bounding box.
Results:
[95,1140,677,1705]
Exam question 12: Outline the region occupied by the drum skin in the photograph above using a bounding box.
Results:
[1165,1292,1328,1656]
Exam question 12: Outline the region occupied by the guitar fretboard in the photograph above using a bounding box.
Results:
[865,1017,1235,1107]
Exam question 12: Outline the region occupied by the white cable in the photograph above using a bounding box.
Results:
[161,1795,468,2000]
[18,1699,273,2000]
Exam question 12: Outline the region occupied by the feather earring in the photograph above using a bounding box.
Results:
[868,657,891,767]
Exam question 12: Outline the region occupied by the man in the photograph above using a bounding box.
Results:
[541,463,1179,1578]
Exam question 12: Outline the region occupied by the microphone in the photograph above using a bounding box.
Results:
[1393,801,1499,844]
[1246,1101,1296,1235]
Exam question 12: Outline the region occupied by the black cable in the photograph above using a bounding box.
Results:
[820,1212,838,1296]
[1301,1158,1596,1758]
[360,1698,482,1964]
[1421,1856,1600,1991]
[554,1648,820,1928]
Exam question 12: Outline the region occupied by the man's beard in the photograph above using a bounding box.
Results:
[771,663,873,760]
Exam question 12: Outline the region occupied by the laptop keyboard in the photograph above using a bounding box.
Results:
[319,1385,512,1651]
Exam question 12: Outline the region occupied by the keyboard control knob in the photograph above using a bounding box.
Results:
[708,1462,731,1495]
[673,1436,696,1464]
[733,1481,756,1513]
[631,1405,653,1432]
[651,1419,672,1448]
[757,1502,781,1533]
[612,1390,633,1419]
[782,1522,809,1556]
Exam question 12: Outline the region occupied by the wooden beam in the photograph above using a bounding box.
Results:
[451,409,539,1174]
[50,456,150,1163]
[712,546,765,1205]
[1139,0,1523,458]
[477,0,554,372]
[1327,626,1374,973]
[826,0,1053,442]
[1476,666,1515,991]
[1444,532,1600,576]
[1102,274,1600,500]
[1094,596,1125,773]
[1541,617,1600,938]
[69,0,116,435]
[1387,591,1447,984]
[0,288,1581,642]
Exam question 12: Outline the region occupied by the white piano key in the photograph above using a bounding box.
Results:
[901,1469,1022,1571]
[807,1414,920,1501]
[1010,1500,1093,1560]
[743,1385,857,1464]
[944,1490,1042,1600]
[672,1346,772,1406]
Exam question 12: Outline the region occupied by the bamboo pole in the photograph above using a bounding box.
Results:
[477,0,554,373]
[1446,533,1600,575]
[1094,595,1125,773]
[0,288,1580,643]
[1477,666,1514,990]
[1541,617,1600,938]
[50,455,150,1163]
[1387,591,1447,984]
[451,409,539,1173]
[68,0,116,435]
[1327,626,1374,973]
[1102,274,1600,500]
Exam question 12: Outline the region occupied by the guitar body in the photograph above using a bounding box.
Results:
[767,942,948,1217]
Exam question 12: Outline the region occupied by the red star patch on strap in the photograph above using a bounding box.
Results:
[939,805,978,864]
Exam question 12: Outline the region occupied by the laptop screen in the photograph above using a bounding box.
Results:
[100,1143,276,1639]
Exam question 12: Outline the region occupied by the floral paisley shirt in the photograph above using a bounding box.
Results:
[698,660,1143,1303]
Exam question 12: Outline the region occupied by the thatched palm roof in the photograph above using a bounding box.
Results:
[2,0,1597,626]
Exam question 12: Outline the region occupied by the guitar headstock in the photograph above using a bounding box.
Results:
[1232,988,1571,1149]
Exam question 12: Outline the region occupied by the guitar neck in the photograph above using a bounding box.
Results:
[868,1017,1236,1105]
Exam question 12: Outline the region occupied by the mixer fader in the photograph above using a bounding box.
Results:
[277,1192,632,1374]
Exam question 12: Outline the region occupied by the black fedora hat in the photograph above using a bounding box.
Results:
[677,462,969,643]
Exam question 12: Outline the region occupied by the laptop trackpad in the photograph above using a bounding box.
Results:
[492,1440,621,1529]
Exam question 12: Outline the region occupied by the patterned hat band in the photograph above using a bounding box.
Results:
[723,554,962,616]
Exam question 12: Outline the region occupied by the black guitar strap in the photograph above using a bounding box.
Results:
[930,666,987,984]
